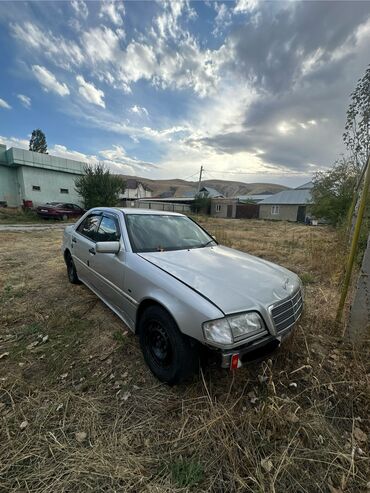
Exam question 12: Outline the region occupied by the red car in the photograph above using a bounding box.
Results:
[36,202,85,221]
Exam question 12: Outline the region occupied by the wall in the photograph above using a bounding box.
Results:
[210,199,238,218]
[0,165,20,206]
[259,204,299,221]
[19,166,83,206]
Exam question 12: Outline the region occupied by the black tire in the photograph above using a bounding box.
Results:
[139,306,198,385]
[65,252,81,284]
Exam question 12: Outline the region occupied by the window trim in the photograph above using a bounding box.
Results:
[215,204,221,213]
[97,213,122,242]
[271,205,280,215]
[76,213,103,243]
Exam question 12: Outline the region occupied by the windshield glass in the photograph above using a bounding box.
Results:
[126,214,215,253]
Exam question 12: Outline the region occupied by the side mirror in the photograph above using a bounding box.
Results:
[95,241,120,254]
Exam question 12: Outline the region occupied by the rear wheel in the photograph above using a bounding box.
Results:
[66,252,80,284]
[139,306,198,385]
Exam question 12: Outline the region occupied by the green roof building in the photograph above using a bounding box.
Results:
[0,144,85,207]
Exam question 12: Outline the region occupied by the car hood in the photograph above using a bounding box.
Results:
[138,245,300,314]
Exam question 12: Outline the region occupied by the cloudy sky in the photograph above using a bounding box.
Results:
[0,1,370,187]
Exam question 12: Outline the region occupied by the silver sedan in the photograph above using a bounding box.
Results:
[62,208,303,384]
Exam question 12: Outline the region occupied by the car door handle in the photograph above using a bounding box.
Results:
[72,237,77,243]
[89,247,96,255]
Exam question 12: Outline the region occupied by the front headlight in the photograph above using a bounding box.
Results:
[203,317,233,344]
[203,312,265,345]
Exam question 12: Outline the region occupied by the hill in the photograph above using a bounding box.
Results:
[120,176,289,198]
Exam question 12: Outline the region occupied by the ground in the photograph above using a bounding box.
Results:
[0,218,369,492]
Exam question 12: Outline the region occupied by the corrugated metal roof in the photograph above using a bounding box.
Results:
[295,181,314,190]
[237,194,272,202]
[259,189,312,205]
[199,186,224,197]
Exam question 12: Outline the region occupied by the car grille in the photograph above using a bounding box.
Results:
[271,289,303,333]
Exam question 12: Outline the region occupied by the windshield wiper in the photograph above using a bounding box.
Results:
[201,239,215,248]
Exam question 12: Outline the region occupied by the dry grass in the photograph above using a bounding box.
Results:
[0,219,369,492]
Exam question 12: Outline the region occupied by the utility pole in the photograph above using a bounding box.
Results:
[197,165,203,192]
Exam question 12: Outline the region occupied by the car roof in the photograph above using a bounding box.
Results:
[89,207,185,217]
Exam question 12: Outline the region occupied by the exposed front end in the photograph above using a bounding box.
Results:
[204,286,304,369]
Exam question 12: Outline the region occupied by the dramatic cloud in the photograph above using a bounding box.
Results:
[17,94,31,108]
[32,65,70,96]
[76,75,105,107]
[0,98,11,109]
[3,1,370,184]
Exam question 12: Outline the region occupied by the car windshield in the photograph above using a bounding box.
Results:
[126,214,215,253]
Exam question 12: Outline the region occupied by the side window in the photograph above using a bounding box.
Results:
[76,214,101,241]
[97,215,120,242]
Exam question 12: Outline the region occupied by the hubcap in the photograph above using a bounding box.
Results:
[146,321,172,368]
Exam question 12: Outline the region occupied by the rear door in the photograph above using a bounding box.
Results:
[72,213,102,285]
[88,213,128,315]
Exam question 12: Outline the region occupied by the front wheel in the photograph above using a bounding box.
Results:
[66,252,81,284]
[139,306,199,385]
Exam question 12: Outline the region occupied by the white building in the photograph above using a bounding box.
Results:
[119,179,152,201]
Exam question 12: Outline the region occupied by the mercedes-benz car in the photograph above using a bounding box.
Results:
[62,208,303,384]
[37,202,85,221]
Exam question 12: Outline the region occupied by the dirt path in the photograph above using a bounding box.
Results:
[0,223,67,232]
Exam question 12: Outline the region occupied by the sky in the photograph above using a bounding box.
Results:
[0,0,370,187]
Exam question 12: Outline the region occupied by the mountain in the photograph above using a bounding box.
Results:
[120,176,289,198]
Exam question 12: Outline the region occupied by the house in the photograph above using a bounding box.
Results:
[119,179,152,204]
[259,182,313,222]
[210,198,259,219]
[0,144,85,207]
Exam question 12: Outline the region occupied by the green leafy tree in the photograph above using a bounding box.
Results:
[29,129,48,153]
[311,157,359,226]
[190,192,211,215]
[75,163,125,209]
[343,65,370,169]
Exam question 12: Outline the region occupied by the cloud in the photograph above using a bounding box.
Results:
[0,98,11,109]
[76,75,105,108]
[32,65,70,96]
[71,0,88,19]
[233,0,260,14]
[99,1,125,26]
[11,22,84,70]
[17,94,31,108]
[213,3,232,36]
[129,105,149,117]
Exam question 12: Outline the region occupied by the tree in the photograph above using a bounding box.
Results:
[29,129,48,153]
[343,65,370,169]
[311,157,359,226]
[75,163,125,209]
[190,192,211,215]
